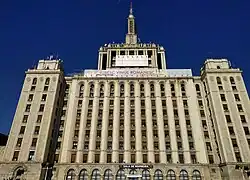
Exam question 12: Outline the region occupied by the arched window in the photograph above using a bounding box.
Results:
[80,84,84,91]
[195,84,200,92]
[142,170,150,180]
[79,169,88,180]
[32,78,37,85]
[230,77,235,84]
[89,83,94,97]
[179,170,189,180]
[13,167,25,180]
[66,169,76,180]
[120,84,124,92]
[116,169,125,180]
[216,77,222,84]
[140,84,144,92]
[192,170,201,180]
[91,169,101,180]
[110,84,114,92]
[167,170,176,180]
[160,83,165,91]
[150,84,155,92]
[104,169,113,180]
[45,78,50,85]
[129,169,137,174]
[154,169,163,180]
[130,83,134,91]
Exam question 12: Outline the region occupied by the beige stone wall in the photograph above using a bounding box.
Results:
[0,146,5,161]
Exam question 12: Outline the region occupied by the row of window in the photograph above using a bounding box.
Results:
[66,169,202,180]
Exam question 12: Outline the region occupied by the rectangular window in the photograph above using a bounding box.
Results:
[220,94,226,101]
[44,86,49,91]
[143,154,147,163]
[28,94,34,101]
[223,104,229,112]
[107,154,112,163]
[234,94,240,101]
[28,151,35,161]
[19,126,26,134]
[25,104,31,112]
[22,115,28,123]
[39,104,45,112]
[71,153,76,163]
[237,104,243,112]
[30,86,36,91]
[12,151,19,161]
[240,115,246,123]
[41,94,47,101]
[119,154,123,163]
[34,126,40,135]
[31,138,37,147]
[179,154,184,163]
[37,115,42,123]
[225,115,231,123]
[83,154,88,163]
[16,138,22,147]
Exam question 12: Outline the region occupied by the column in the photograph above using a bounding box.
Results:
[176,81,191,163]
[165,81,178,163]
[100,82,110,163]
[135,81,142,163]
[186,80,207,163]
[155,82,167,163]
[124,81,131,163]
[60,79,78,163]
[76,83,89,163]
[145,81,154,163]
[88,82,99,163]
[112,81,120,162]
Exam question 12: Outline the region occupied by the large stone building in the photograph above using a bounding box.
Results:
[0,3,250,180]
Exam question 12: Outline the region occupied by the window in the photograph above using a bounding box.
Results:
[71,153,76,163]
[116,169,125,180]
[41,94,47,101]
[22,115,28,123]
[179,170,188,180]
[230,77,235,84]
[142,170,150,180]
[234,94,240,101]
[223,104,229,112]
[35,115,42,123]
[240,115,246,123]
[31,138,37,147]
[232,86,237,91]
[25,104,31,112]
[28,150,35,161]
[30,86,36,91]
[218,86,223,90]
[183,100,188,107]
[244,127,250,135]
[28,94,33,101]
[34,126,40,135]
[16,138,22,147]
[208,155,214,164]
[32,78,37,85]
[66,169,76,180]
[167,170,176,180]
[19,126,25,134]
[39,104,45,112]
[45,78,50,85]
[195,84,200,91]
[198,100,203,107]
[220,94,226,101]
[104,169,113,180]
[237,104,243,112]
[79,169,87,180]
[12,151,19,161]
[154,169,163,180]
[91,169,101,180]
[225,115,231,123]
[216,77,222,84]
[228,127,235,135]
[192,170,201,180]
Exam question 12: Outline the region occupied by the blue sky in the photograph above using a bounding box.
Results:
[0,0,250,134]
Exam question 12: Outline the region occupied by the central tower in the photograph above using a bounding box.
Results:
[97,2,167,71]
[125,2,137,44]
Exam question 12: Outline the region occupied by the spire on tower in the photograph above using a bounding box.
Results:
[130,0,133,15]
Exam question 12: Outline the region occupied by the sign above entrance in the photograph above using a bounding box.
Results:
[119,164,153,169]
[115,55,148,67]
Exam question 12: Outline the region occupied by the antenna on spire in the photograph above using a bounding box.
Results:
[130,0,133,15]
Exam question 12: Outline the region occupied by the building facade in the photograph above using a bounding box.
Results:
[1,3,250,180]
